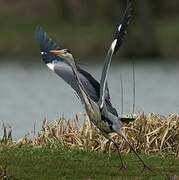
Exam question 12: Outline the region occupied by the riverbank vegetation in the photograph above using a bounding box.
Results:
[2,113,178,155]
[0,113,179,179]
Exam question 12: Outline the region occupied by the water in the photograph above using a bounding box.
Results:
[0,59,179,138]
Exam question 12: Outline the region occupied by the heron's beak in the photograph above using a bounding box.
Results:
[50,50,64,58]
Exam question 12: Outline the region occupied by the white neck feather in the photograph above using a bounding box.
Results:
[46,63,55,71]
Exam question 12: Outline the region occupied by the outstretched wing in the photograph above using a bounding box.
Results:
[99,0,132,109]
[35,26,63,65]
[35,26,119,116]
[35,26,103,103]
[35,26,59,52]
[114,0,132,54]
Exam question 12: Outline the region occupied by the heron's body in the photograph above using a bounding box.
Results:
[35,0,151,170]
[50,59,119,133]
[48,59,118,116]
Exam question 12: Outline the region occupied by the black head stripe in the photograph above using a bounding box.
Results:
[66,49,71,53]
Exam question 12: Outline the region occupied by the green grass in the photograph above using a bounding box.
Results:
[0,147,178,179]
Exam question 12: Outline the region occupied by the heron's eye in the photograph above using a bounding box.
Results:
[41,51,47,55]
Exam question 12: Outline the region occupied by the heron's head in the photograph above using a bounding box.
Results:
[50,49,73,61]
[35,26,75,68]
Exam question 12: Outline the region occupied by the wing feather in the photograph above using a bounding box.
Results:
[35,26,59,52]
[99,0,132,108]
[114,0,132,54]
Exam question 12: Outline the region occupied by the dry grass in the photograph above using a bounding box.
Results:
[13,113,178,155]
[1,113,179,155]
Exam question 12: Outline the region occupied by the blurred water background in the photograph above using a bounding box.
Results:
[0,0,179,138]
[1,59,179,138]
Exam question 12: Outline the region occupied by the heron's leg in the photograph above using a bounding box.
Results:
[119,132,152,171]
[110,138,127,170]
[101,133,127,170]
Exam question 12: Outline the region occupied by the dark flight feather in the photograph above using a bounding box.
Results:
[114,0,132,54]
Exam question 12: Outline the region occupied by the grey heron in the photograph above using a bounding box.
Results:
[35,0,151,170]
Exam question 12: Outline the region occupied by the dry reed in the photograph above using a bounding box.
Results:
[1,113,179,155]
[14,113,179,155]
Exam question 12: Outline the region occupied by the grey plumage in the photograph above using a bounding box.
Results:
[35,0,151,171]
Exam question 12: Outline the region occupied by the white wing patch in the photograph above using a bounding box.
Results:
[118,24,122,32]
[111,39,117,51]
[47,63,55,71]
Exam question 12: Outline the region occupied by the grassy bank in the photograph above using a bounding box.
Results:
[0,147,178,179]
[0,113,179,179]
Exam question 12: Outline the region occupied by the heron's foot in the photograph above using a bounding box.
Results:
[119,164,127,171]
